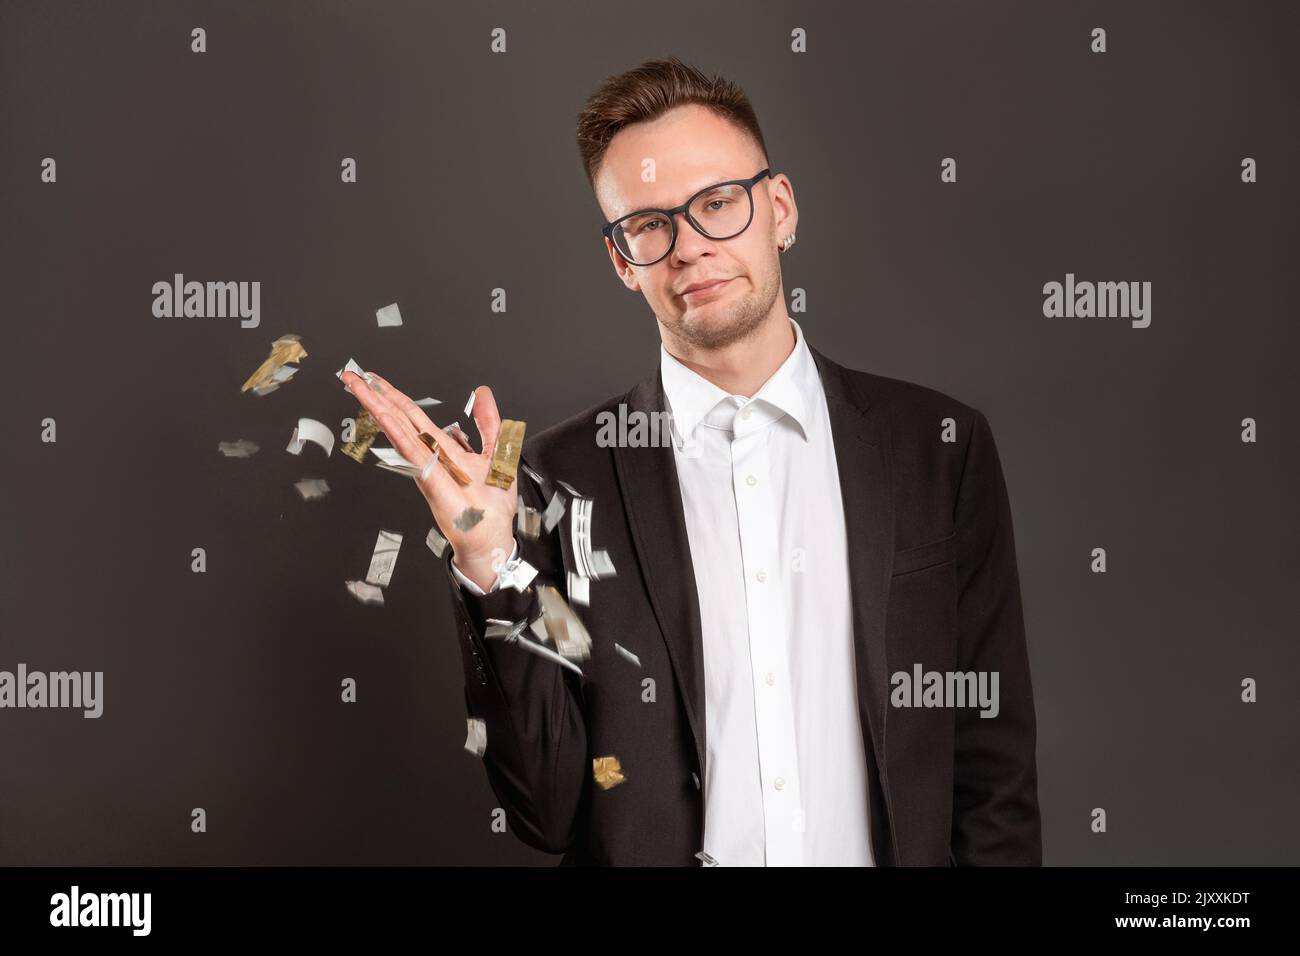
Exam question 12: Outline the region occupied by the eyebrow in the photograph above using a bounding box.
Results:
[621,174,737,217]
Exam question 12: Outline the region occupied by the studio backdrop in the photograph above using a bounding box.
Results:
[1,0,1296,866]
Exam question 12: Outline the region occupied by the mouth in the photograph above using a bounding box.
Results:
[680,278,733,301]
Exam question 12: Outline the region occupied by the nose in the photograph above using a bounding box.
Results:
[669,211,715,262]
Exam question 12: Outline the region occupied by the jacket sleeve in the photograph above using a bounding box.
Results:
[949,409,1042,865]
[441,456,590,855]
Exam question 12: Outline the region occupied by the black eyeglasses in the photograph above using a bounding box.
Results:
[601,168,772,266]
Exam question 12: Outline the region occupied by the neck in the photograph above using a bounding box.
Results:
[662,311,796,398]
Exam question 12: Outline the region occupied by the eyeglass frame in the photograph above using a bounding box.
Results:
[600,168,773,266]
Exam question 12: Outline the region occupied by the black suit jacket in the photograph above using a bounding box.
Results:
[443,345,1041,866]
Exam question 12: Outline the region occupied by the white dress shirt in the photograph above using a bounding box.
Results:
[660,316,872,866]
[454,316,874,866]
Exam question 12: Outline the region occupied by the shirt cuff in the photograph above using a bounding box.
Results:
[450,539,520,595]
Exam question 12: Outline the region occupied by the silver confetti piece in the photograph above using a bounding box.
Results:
[567,572,590,607]
[345,579,385,605]
[464,717,486,757]
[425,524,449,559]
[364,529,403,587]
[294,478,330,501]
[375,302,403,327]
[541,492,566,534]
[454,507,484,532]
[218,439,259,458]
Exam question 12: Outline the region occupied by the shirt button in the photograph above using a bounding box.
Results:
[740,408,752,420]
[755,569,767,583]
[774,776,785,791]
[745,474,757,486]
[765,671,775,686]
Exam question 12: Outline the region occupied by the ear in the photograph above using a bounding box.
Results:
[768,173,798,248]
[606,236,642,292]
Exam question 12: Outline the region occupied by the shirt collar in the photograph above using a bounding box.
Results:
[659,316,817,443]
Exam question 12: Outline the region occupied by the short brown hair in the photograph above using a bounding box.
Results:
[575,56,770,189]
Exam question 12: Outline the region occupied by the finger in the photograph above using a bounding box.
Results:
[421,423,478,482]
[342,371,418,444]
[342,371,430,465]
[339,374,472,523]
[366,373,443,438]
[469,385,503,458]
[343,370,475,482]
[415,438,466,518]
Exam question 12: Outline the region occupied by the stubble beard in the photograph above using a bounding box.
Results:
[665,265,782,352]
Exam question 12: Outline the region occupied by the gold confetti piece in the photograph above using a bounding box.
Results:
[486,419,526,490]
[416,431,471,485]
[241,334,307,393]
[593,755,625,790]
[340,408,382,463]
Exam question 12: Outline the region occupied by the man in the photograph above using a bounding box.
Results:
[341,57,1040,866]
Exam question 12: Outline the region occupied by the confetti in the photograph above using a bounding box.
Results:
[614,643,641,668]
[464,717,486,758]
[364,529,403,588]
[568,572,590,607]
[415,432,471,484]
[511,627,584,675]
[536,584,592,661]
[340,408,381,463]
[486,419,526,490]
[285,417,335,457]
[294,478,330,501]
[454,506,484,532]
[375,302,403,327]
[425,524,449,559]
[541,491,566,533]
[335,357,364,380]
[345,580,384,605]
[516,500,541,539]
[496,554,538,592]
[593,756,625,790]
[218,439,259,458]
[569,496,616,580]
[242,334,307,394]
[442,421,475,454]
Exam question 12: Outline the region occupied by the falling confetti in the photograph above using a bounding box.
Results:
[593,756,626,790]
[454,506,484,533]
[218,439,259,458]
[375,302,403,328]
[294,478,329,501]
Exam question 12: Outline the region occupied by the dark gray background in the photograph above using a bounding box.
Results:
[1,0,1296,866]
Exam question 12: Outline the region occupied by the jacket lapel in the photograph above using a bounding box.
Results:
[611,367,709,782]
[808,345,899,857]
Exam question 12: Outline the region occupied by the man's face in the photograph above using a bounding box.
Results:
[594,103,798,351]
